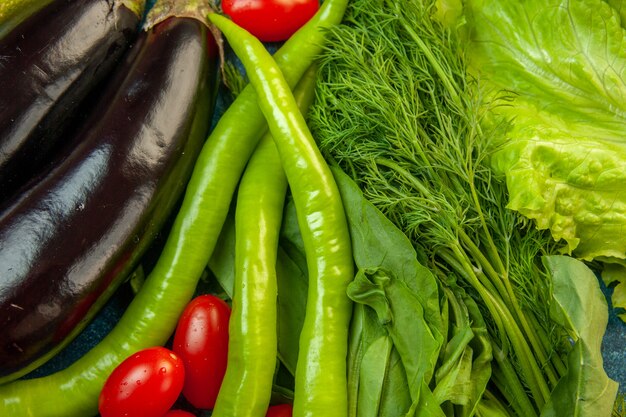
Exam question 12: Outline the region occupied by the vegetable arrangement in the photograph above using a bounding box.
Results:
[0,0,623,416]
[0,0,349,414]
[308,0,623,416]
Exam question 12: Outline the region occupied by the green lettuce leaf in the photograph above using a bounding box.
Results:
[463,0,626,263]
[462,0,626,318]
[605,0,626,27]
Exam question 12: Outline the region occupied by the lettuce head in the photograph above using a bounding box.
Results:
[462,0,626,317]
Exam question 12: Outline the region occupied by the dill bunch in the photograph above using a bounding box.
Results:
[309,0,569,414]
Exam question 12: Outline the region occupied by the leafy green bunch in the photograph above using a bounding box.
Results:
[309,0,618,415]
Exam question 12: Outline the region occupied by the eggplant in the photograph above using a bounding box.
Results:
[0,12,219,381]
[0,0,145,201]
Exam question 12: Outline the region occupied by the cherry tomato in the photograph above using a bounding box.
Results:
[163,410,196,417]
[266,403,293,417]
[98,346,185,417]
[172,294,231,409]
[221,0,320,42]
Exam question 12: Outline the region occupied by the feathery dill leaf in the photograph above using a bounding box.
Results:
[309,0,569,414]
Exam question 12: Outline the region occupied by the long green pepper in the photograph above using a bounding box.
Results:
[0,0,348,415]
[209,14,355,417]
[212,66,319,417]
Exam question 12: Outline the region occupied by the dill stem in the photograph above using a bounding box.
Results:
[467,177,508,278]
[485,288,551,409]
[492,345,539,417]
[374,158,433,199]
[448,244,550,409]
[435,248,471,281]
[397,7,461,108]
[458,229,560,387]
[458,230,510,303]
[526,308,568,379]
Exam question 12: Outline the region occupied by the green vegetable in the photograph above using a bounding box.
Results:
[541,255,618,417]
[0,0,51,37]
[209,190,310,379]
[308,0,617,415]
[330,166,444,413]
[0,0,347,413]
[213,131,285,416]
[212,66,319,417]
[460,0,626,316]
[333,164,496,417]
[209,13,355,417]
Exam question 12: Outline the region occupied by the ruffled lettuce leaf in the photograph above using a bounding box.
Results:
[462,0,626,314]
[605,0,626,27]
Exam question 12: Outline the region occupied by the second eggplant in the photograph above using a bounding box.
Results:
[0,0,145,201]
[0,2,219,382]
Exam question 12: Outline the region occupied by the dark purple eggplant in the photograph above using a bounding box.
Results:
[0,0,145,201]
[0,6,219,382]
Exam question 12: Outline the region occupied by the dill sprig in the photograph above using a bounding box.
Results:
[309,0,568,414]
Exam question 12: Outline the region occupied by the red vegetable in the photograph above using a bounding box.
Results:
[98,347,185,417]
[266,404,293,417]
[221,0,319,42]
[172,294,231,409]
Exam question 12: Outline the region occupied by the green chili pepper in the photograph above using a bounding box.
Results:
[0,0,50,37]
[212,65,318,417]
[0,0,348,415]
[209,14,355,417]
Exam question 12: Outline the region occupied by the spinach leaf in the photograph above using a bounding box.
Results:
[433,287,492,416]
[541,255,619,417]
[332,166,446,415]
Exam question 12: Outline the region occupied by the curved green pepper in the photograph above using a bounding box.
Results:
[212,66,319,417]
[209,13,355,417]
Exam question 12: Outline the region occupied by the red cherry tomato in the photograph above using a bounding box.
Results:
[163,410,196,417]
[266,403,293,417]
[98,346,185,417]
[173,294,231,409]
[221,0,320,42]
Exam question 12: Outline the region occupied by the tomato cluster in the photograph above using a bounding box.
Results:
[98,295,293,417]
[98,295,230,417]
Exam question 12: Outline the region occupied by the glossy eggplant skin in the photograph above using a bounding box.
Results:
[0,0,143,201]
[0,16,218,381]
